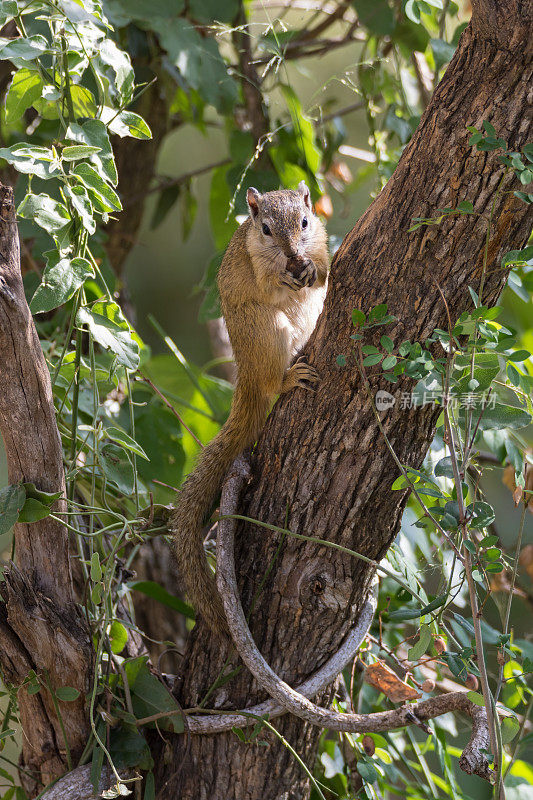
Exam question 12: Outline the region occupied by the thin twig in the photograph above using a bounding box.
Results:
[126,158,231,206]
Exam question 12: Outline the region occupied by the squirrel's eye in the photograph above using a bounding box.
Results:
[262,223,271,236]
[302,217,308,229]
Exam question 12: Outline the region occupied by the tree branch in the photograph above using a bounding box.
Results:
[214,457,492,780]
[40,764,133,800]
[296,0,352,43]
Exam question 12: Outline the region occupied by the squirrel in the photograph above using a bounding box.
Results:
[170,180,329,635]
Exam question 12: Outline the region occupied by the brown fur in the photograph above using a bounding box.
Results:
[170,182,329,635]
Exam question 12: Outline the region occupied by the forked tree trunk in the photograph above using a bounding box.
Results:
[155,2,533,797]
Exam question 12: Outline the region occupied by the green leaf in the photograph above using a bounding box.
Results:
[444,652,468,680]
[70,85,97,118]
[64,185,96,234]
[388,606,424,621]
[382,355,397,370]
[0,484,26,535]
[30,256,93,314]
[394,19,430,53]
[130,665,184,732]
[459,402,531,431]
[363,354,383,366]
[0,34,48,61]
[90,552,102,581]
[408,624,432,661]
[280,85,321,174]
[388,594,446,621]
[104,109,152,140]
[77,304,140,370]
[72,162,122,212]
[91,583,103,605]
[4,68,42,124]
[352,0,395,35]
[467,691,485,706]
[357,758,379,784]
[104,0,185,23]
[508,350,531,362]
[128,580,195,620]
[485,561,504,573]
[22,483,61,505]
[110,726,152,771]
[189,0,239,20]
[105,427,149,460]
[181,181,197,240]
[368,303,388,322]
[55,686,81,702]
[18,193,70,236]
[435,456,453,478]
[405,0,421,22]
[97,443,135,494]
[0,1,18,25]
[420,594,447,615]
[209,165,238,250]
[18,498,51,523]
[66,120,118,185]
[143,772,155,800]
[468,501,495,528]
[150,185,180,229]
[430,38,456,70]
[154,18,238,113]
[96,37,134,104]
[501,716,520,744]
[391,474,409,490]
[352,309,366,325]
[108,620,128,655]
[62,145,102,161]
[133,401,186,488]
[0,143,59,180]
[380,335,394,353]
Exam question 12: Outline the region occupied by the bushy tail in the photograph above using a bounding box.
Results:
[170,383,270,635]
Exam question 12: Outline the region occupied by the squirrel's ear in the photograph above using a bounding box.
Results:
[246,187,262,219]
[298,180,311,209]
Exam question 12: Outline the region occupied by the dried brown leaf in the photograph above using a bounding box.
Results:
[364,660,421,702]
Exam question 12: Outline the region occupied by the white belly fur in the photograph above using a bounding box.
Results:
[275,280,327,359]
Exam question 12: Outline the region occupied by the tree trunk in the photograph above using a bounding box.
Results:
[155,2,533,797]
[0,186,93,796]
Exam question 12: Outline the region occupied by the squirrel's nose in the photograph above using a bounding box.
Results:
[284,244,300,258]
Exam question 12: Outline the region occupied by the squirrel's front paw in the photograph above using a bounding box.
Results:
[286,255,317,288]
[279,271,305,291]
[298,258,317,288]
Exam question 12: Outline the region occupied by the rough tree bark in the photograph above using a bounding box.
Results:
[0,187,93,795]
[155,1,533,797]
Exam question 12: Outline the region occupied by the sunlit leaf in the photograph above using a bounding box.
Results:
[4,68,42,124]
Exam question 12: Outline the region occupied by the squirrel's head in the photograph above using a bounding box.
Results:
[246,181,316,258]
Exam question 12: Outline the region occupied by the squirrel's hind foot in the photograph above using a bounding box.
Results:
[281,357,319,393]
